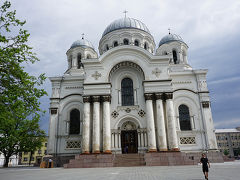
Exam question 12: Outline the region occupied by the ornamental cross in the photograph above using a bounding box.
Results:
[168,28,171,34]
[81,33,85,39]
[152,68,162,78]
[91,71,101,80]
[123,10,128,18]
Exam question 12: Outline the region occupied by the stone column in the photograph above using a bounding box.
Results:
[92,96,100,153]
[102,95,111,153]
[118,132,121,148]
[165,93,179,151]
[144,93,157,152]
[141,131,144,147]
[155,93,168,151]
[82,96,91,154]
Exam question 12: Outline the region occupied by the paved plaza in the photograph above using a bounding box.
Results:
[0,161,239,180]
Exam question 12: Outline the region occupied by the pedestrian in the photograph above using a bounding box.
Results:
[124,146,128,154]
[48,158,53,168]
[199,153,210,180]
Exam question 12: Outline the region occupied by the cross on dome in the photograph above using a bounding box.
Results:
[81,33,85,39]
[168,28,171,34]
[123,10,128,18]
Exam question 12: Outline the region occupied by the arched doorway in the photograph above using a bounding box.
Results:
[121,121,138,153]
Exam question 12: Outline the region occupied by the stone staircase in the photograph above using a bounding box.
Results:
[114,154,146,167]
[63,151,224,168]
[64,154,114,168]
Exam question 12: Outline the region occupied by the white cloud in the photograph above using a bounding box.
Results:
[209,77,240,85]
[214,118,240,129]
[8,0,240,130]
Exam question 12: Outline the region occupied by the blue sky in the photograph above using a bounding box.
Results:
[9,0,240,132]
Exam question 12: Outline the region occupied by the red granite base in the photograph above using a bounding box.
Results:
[64,151,224,168]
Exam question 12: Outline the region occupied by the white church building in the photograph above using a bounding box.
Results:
[48,16,219,166]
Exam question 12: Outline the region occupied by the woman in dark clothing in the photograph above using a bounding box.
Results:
[200,153,210,180]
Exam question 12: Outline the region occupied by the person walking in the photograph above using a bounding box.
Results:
[48,158,53,168]
[200,153,210,180]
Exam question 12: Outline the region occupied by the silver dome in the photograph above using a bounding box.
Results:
[71,38,95,49]
[159,33,186,47]
[102,17,151,37]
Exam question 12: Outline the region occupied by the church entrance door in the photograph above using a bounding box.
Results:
[121,130,138,153]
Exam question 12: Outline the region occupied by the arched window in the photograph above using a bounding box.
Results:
[69,55,72,69]
[123,39,129,45]
[144,42,148,50]
[172,50,178,64]
[179,105,191,131]
[86,54,91,59]
[121,78,134,106]
[113,41,118,47]
[106,44,109,50]
[69,109,80,134]
[134,40,139,46]
[77,53,81,69]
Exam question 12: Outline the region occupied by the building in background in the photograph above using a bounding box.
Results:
[215,127,240,157]
[0,153,18,167]
[20,138,48,166]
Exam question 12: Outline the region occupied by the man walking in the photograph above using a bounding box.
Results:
[200,153,210,180]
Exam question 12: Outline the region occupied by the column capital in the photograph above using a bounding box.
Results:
[92,95,100,102]
[202,101,210,108]
[144,93,154,100]
[165,92,173,100]
[155,93,164,100]
[83,96,91,103]
[102,95,111,102]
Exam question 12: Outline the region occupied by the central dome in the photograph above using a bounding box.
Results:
[102,17,151,37]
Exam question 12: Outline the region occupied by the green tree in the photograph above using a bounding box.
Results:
[223,149,229,156]
[0,1,47,167]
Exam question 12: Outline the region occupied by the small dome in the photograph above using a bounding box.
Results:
[102,17,151,37]
[159,33,186,47]
[71,38,95,49]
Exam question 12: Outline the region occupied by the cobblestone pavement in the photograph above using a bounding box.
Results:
[0,161,239,180]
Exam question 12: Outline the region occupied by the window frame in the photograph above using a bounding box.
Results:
[121,78,134,106]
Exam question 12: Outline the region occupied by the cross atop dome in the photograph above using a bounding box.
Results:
[81,33,85,39]
[123,10,128,18]
[168,28,171,34]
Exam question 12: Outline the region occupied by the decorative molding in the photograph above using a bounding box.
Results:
[92,95,100,102]
[125,108,131,113]
[102,95,111,102]
[122,121,137,130]
[65,86,82,89]
[138,109,146,117]
[111,110,119,118]
[172,81,192,84]
[155,93,164,100]
[66,140,81,149]
[165,93,173,100]
[109,61,145,80]
[117,105,139,111]
[202,101,210,108]
[144,93,154,100]
[83,96,91,103]
[152,68,161,78]
[91,71,101,80]
[180,137,196,144]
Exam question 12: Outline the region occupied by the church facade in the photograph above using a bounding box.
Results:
[48,17,218,159]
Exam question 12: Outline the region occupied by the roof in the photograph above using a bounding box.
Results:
[70,38,95,49]
[158,33,187,47]
[215,129,240,133]
[102,17,151,37]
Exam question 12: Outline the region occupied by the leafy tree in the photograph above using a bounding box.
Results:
[0,1,47,167]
